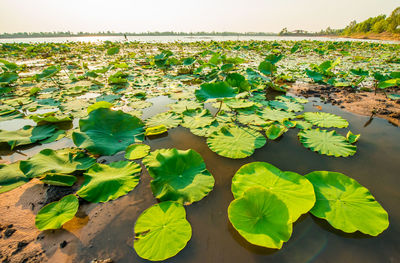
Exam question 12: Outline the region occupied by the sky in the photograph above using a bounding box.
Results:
[0,0,399,33]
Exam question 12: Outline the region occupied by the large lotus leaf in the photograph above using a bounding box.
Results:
[228,187,292,249]
[0,125,57,149]
[134,201,192,261]
[259,108,296,122]
[268,100,304,112]
[125,144,151,160]
[298,129,356,157]
[207,126,266,159]
[73,108,145,156]
[0,162,29,193]
[35,194,79,230]
[295,120,313,130]
[258,61,277,76]
[77,161,141,203]
[168,100,203,113]
[195,81,237,101]
[146,148,214,204]
[305,171,389,236]
[303,112,349,128]
[232,162,315,222]
[146,112,182,129]
[181,109,214,129]
[142,149,171,168]
[20,148,96,178]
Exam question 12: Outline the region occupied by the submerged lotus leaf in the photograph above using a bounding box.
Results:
[20,148,96,178]
[265,124,288,140]
[207,126,266,159]
[0,125,57,149]
[298,129,357,157]
[232,162,315,222]
[303,112,349,128]
[168,100,202,113]
[305,171,389,236]
[259,108,296,122]
[35,195,79,231]
[146,148,215,204]
[228,187,292,249]
[195,81,236,101]
[268,100,304,112]
[125,144,151,160]
[0,162,29,193]
[134,201,192,261]
[77,161,141,203]
[182,109,214,129]
[146,112,182,129]
[73,108,145,156]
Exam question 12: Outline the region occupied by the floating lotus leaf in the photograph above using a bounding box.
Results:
[195,81,237,101]
[228,187,292,249]
[145,148,214,204]
[35,66,60,81]
[77,161,141,203]
[181,109,214,129]
[265,124,288,140]
[237,113,269,126]
[0,105,23,121]
[303,112,349,128]
[0,125,57,149]
[232,162,315,222]
[298,129,357,157]
[276,95,308,104]
[20,148,96,178]
[129,100,152,110]
[268,100,304,112]
[73,108,145,156]
[346,131,360,144]
[0,162,29,193]
[224,98,255,109]
[190,120,222,137]
[29,111,72,124]
[35,195,79,231]
[168,100,202,113]
[107,46,120,55]
[40,173,77,187]
[295,120,313,130]
[145,125,167,136]
[387,94,400,100]
[0,72,18,85]
[125,144,151,160]
[259,108,296,122]
[146,112,182,129]
[207,126,266,159]
[305,171,389,236]
[87,101,113,114]
[134,201,192,261]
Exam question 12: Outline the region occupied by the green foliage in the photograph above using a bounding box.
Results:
[303,112,349,128]
[125,144,150,160]
[0,125,58,149]
[195,81,237,101]
[0,162,29,193]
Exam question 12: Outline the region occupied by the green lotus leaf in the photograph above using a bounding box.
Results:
[128,100,152,110]
[182,109,214,129]
[378,79,400,89]
[190,120,222,137]
[259,108,296,122]
[305,171,389,236]
[35,194,79,231]
[0,105,23,121]
[226,73,250,92]
[195,81,236,101]
[232,162,315,222]
[35,65,60,81]
[0,72,18,85]
[125,144,151,160]
[303,112,349,128]
[346,131,360,144]
[298,129,357,157]
[258,61,277,76]
[20,148,96,178]
[29,111,72,124]
[0,162,29,194]
[73,108,145,156]
[87,101,113,114]
[0,125,57,149]
[134,201,192,261]
[145,148,214,204]
[387,94,400,100]
[306,69,324,83]
[237,113,269,126]
[228,187,292,249]
[224,98,255,109]
[295,120,313,130]
[276,95,308,104]
[40,173,77,187]
[106,46,120,55]
[265,124,288,140]
[282,119,296,128]
[146,112,182,129]
[145,125,167,136]
[77,161,141,203]
[168,100,203,113]
[207,126,266,159]
[142,149,171,168]
[268,100,304,112]
[0,59,18,71]
[183,57,196,66]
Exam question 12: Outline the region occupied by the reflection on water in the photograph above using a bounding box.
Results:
[1,96,399,262]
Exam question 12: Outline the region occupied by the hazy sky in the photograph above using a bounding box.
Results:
[0,0,399,33]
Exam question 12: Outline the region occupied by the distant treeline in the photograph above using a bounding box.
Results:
[278,27,343,36]
[342,7,400,35]
[0,31,278,39]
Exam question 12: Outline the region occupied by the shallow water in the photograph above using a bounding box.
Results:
[1,95,399,263]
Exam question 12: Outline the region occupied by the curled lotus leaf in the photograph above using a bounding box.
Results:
[265,124,288,140]
[228,187,292,249]
[0,162,29,193]
[77,161,141,203]
[145,125,167,136]
[303,112,349,128]
[181,109,214,129]
[346,131,360,144]
[145,148,215,205]
[146,112,182,129]
[305,171,389,236]
[298,129,357,157]
[73,108,145,156]
[134,201,192,261]
[207,126,266,159]
[232,162,315,222]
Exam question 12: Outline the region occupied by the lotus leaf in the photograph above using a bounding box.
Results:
[259,108,296,122]
[146,112,182,129]
[298,129,357,157]
[207,126,266,159]
[305,171,389,236]
[35,194,79,231]
[265,124,288,140]
[29,111,72,124]
[0,72,18,85]
[40,173,77,187]
[268,100,304,112]
[195,81,236,101]
[168,100,203,113]
[346,131,360,144]
[73,108,145,155]
[258,61,277,76]
[303,112,349,128]
[77,161,141,203]
[182,109,214,129]
[228,187,292,249]
[387,94,400,100]
[35,66,60,81]
[87,101,113,114]
[224,98,255,109]
[145,125,167,136]
[125,144,151,160]
[134,201,192,261]
[0,125,57,149]
[190,121,222,137]
[107,46,120,55]
[295,120,313,130]
[0,162,29,193]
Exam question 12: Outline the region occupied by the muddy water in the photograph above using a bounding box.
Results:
[1,96,399,263]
